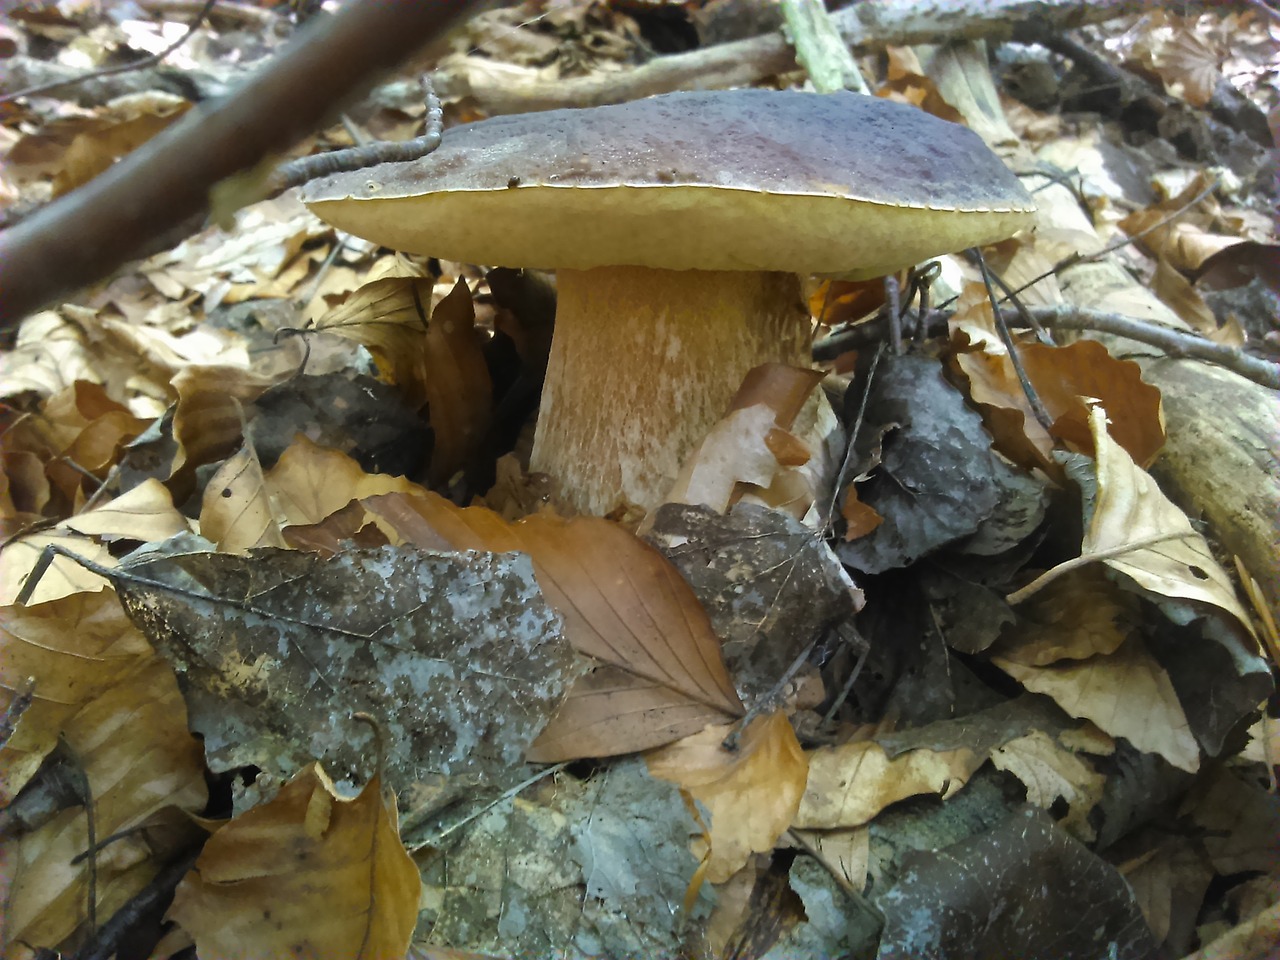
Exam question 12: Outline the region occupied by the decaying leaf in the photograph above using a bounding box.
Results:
[115,539,579,792]
[793,738,982,830]
[364,491,744,758]
[168,765,419,960]
[876,808,1160,960]
[0,593,152,804]
[835,354,1013,574]
[645,502,861,703]
[6,657,207,948]
[955,338,1165,476]
[994,636,1200,773]
[647,711,808,883]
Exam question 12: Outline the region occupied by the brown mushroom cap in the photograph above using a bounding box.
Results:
[304,89,1035,279]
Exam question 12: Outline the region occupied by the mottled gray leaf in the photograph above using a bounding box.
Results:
[876,807,1160,960]
[837,356,1004,574]
[646,502,862,702]
[115,540,580,794]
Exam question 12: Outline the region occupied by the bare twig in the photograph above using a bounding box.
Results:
[434,0,1217,115]
[974,249,1054,431]
[0,0,218,105]
[269,75,444,194]
[1007,305,1280,390]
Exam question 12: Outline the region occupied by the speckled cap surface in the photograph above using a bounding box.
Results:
[305,89,1036,278]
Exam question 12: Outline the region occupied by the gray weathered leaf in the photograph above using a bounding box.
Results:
[116,540,580,795]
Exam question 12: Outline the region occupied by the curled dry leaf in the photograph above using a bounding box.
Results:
[646,711,808,883]
[168,765,419,960]
[793,739,982,830]
[653,363,826,525]
[955,339,1165,477]
[363,491,744,758]
[994,636,1199,773]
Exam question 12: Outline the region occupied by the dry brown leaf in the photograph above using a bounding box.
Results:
[263,436,427,530]
[646,711,808,883]
[5,657,207,949]
[809,278,886,327]
[1,478,190,604]
[311,275,435,404]
[989,729,1106,840]
[199,443,288,553]
[1152,256,1218,334]
[421,278,492,485]
[840,485,884,541]
[170,365,275,476]
[363,491,743,757]
[52,92,191,197]
[168,765,419,960]
[0,531,115,606]
[1013,404,1255,635]
[793,739,982,830]
[0,593,153,805]
[997,567,1142,666]
[994,635,1199,773]
[955,339,1165,475]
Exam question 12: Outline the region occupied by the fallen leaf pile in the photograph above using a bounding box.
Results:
[1,2,1278,959]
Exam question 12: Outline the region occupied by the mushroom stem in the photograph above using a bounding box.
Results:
[531,266,810,515]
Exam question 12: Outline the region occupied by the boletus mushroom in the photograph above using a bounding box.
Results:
[303,90,1035,515]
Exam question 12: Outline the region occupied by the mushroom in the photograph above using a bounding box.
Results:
[303,90,1035,515]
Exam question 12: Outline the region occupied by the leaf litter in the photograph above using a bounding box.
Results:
[1,3,1278,958]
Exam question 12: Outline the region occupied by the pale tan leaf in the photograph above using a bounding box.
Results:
[989,729,1106,840]
[998,568,1142,666]
[198,444,288,553]
[994,636,1199,773]
[167,766,419,960]
[0,593,153,805]
[62,478,190,541]
[793,740,982,830]
[647,711,808,882]
[364,491,743,756]
[1083,404,1252,629]
[6,658,208,948]
[0,532,114,606]
[265,436,426,529]
[791,826,870,893]
[1008,405,1257,640]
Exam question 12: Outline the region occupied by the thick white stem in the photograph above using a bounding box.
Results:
[530,266,810,515]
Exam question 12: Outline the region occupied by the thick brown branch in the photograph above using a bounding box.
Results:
[0,0,484,335]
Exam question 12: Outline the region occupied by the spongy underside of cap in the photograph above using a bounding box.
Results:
[309,184,1031,277]
[304,90,1036,276]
